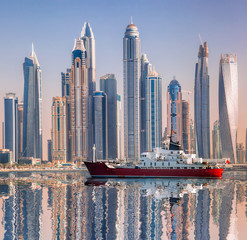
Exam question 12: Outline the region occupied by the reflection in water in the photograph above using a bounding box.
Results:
[0,171,247,239]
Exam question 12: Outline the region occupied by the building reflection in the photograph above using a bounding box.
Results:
[0,172,247,239]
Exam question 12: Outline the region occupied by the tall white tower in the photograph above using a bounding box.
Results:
[80,22,96,160]
[219,54,238,163]
[123,20,141,161]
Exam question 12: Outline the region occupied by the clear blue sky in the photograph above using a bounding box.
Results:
[0,0,247,158]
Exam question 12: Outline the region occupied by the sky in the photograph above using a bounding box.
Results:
[0,0,247,159]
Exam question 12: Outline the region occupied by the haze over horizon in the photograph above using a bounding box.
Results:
[0,0,247,158]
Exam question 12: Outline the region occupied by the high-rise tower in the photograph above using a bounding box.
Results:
[194,42,210,158]
[140,53,152,152]
[219,54,238,163]
[80,22,95,160]
[100,74,117,160]
[3,93,18,162]
[167,78,182,143]
[123,20,141,161]
[93,91,108,160]
[61,69,72,162]
[17,102,23,159]
[145,70,162,151]
[117,94,122,160]
[51,97,67,163]
[70,38,88,163]
[23,45,42,160]
[182,100,190,153]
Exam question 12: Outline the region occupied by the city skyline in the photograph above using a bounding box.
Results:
[0,1,247,158]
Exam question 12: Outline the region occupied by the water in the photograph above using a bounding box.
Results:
[0,170,247,240]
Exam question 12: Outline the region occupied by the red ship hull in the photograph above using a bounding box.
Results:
[84,162,223,178]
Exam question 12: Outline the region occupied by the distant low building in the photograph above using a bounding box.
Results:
[0,149,12,164]
[18,157,41,165]
[237,143,245,164]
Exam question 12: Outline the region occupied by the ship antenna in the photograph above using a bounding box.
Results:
[93,144,96,163]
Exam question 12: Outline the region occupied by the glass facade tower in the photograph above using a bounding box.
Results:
[182,100,190,153]
[23,45,42,160]
[145,71,162,151]
[93,91,108,160]
[219,54,238,163]
[4,93,18,162]
[123,20,141,161]
[194,42,210,158]
[117,94,122,160]
[167,78,182,143]
[140,53,152,152]
[100,74,117,160]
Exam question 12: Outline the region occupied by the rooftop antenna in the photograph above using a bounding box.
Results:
[198,34,203,45]
[131,16,133,24]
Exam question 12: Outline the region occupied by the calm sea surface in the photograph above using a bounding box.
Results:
[0,170,247,240]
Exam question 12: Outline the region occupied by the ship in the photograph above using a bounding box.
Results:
[84,139,224,178]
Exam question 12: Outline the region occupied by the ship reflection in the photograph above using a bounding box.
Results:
[0,172,246,240]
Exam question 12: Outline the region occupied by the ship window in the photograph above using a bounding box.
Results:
[177,167,180,169]
[184,167,187,169]
[150,162,152,166]
[191,167,195,169]
[162,163,164,166]
[144,163,145,166]
[171,151,173,154]
[154,163,156,166]
[170,167,173,169]
[199,167,202,169]
[168,163,170,166]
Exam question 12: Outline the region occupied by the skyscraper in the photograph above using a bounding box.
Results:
[93,91,108,160]
[167,78,182,143]
[17,102,23,159]
[140,53,152,152]
[51,97,67,163]
[145,70,162,151]
[80,22,95,160]
[194,42,210,158]
[3,93,18,162]
[23,45,42,160]
[182,100,190,153]
[100,74,117,160]
[212,120,222,159]
[219,54,238,163]
[117,94,122,160]
[61,69,72,162]
[123,20,141,161]
[70,39,88,163]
